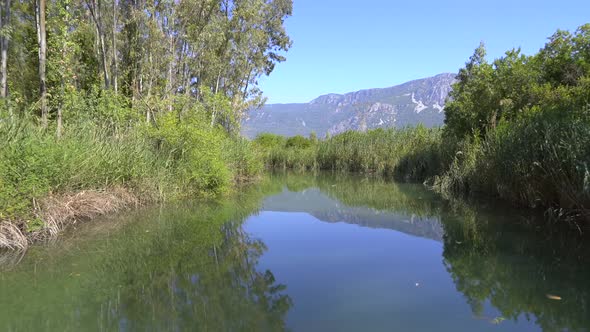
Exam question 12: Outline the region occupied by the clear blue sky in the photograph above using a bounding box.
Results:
[259,0,590,104]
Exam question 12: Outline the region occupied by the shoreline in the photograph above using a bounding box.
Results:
[0,175,261,253]
[2,169,587,254]
[0,186,149,252]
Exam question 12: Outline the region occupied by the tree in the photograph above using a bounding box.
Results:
[85,0,109,89]
[0,0,11,98]
[444,42,495,138]
[1,0,293,132]
[111,0,117,93]
[35,0,47,128]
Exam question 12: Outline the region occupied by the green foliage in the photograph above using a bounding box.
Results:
[445,24,590,140]
[485,106,590,208]
[0,101,262,224]
[437,23,590,217]
[256,127,445,181]
[444,42,496,138]
[222,137,264,182]
[253,133,286,149]
[147,111,230,195]
[0,0,284,231]
[309,131,318,143]
[285,135,313,149]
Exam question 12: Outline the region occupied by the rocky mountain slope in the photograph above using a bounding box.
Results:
[242,73,456,138]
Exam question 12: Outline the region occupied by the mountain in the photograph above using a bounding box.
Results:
[241,73,456,138]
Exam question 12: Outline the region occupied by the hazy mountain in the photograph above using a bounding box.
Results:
[242,73,456,138]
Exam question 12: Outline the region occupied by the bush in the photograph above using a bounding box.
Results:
[253,133,286,150]
[285,135,313,149]
[434,105,590,216]
[484,106,590,210]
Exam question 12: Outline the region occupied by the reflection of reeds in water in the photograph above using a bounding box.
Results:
[0,249,26,270]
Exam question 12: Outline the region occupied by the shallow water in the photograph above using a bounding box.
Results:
[1,172,589,331]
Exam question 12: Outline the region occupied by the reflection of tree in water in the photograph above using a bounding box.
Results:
[95,206,293,331]
[441,201,590,331]
[7,172,590,331]
[0,180,291,331]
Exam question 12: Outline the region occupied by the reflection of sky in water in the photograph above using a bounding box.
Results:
[246,206,538,332]
[1,173,589,332]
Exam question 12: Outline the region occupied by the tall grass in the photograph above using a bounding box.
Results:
[0,111,262,249]
[434,106,590,220]
[255,115,590,222]
[256,126,446,181]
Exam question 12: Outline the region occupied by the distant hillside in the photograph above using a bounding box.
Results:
[242,73,457,138]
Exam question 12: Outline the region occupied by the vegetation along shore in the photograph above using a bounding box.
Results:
[0,0,292,250]
[1,0,589,253]
[255,24,590,225]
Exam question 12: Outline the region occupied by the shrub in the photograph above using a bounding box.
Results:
[285,135,313,149]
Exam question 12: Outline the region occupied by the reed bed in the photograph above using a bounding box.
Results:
[0,114,262,251]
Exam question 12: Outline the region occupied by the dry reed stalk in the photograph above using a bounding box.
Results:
[0,222,27,251]
[0,187,142,252]
[32,187,140,242]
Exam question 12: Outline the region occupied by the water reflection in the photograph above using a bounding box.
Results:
[263,172,445,241]
[1,172,589,331]
[441,200,590,331]
[260,172,590,331]
[0,194,292,331]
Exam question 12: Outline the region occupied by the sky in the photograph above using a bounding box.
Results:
[259,0,590,104]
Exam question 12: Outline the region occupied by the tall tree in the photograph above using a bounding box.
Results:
[2,0,293,132]
[111,0,117,92]
[86,0,109,89]
[0,0,10,98]
[35,0,47,128]
[444,42,495,138]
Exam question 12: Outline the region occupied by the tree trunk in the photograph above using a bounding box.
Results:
[0,0,10,99]
[36,0,48,128]
[87,0,109,89]
[56,96,63,138]
[111,0,118,93]
[211,72,221,127]
[166,17,174,112]
[99,32,108,88]
[242,68,253,100]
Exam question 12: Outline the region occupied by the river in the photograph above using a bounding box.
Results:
[1,172,589,331]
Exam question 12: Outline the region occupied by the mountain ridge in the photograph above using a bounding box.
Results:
[242,73,457,138]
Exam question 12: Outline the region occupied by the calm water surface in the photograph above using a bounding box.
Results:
[1,172,589,331]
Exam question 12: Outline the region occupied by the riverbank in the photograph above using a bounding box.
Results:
[2,171,589,331]
[0,113,263,251]
[1,187,142,251]
[254,122,590,224]
[253,25,590,224]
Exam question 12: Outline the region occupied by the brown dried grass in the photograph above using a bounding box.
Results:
[0,222,27,251]
[0,187,142,252]
[32,187,140,240]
